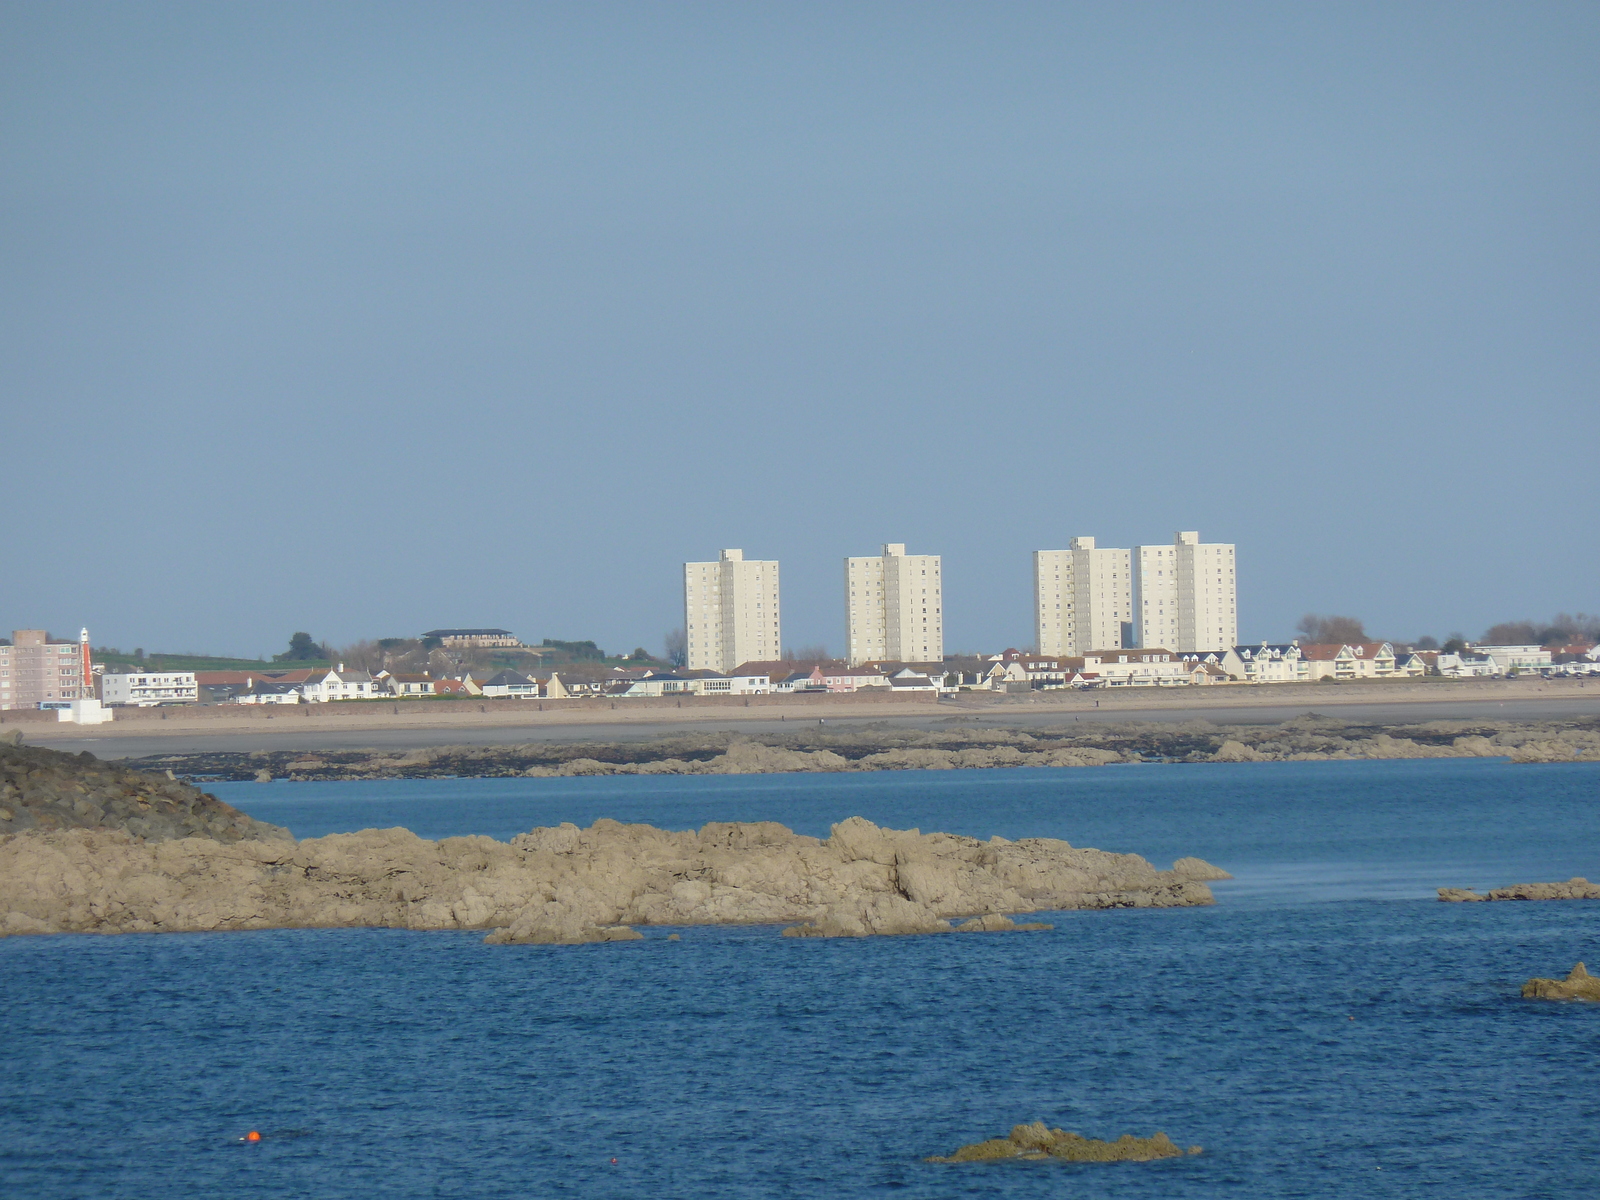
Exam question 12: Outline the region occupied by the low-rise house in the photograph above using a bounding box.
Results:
[235,682,305,704]
[1549,646,1600,676]
[1001,656,1077,689]
[1393,652,1430,678]
[301,667,378,702]
[888,668,939,692]
[479,670,538,698]
[614,673,696,697]
[100,671,199,707]
[682,670,771,696]
[1436,652,1499,678]
[1079,649,1188,686]
[1184,661,1230,686]
[378,672,436,697]
[1299,642,1400,681]
[1474,644,1552,674]
[432,678,472,696]
[1219,643,1307,684]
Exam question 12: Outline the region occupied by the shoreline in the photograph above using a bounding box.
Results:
[9,676,1598,759]
[131,711,1600,781]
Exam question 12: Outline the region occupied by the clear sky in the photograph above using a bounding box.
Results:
[3,2,1595,659]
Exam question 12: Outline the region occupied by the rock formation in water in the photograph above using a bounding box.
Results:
[927,1121,1201,1163]
[1521,962,1600,1001]
[123,714,1600,784]
[1437,877,1600,902]
[0,739,290,843]
[0,815,1227,942]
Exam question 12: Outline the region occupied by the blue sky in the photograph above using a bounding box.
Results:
[3,2,1595,658]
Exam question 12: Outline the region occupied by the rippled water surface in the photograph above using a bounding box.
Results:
[3,759,1598,1198]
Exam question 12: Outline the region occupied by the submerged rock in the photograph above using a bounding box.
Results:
[0,815,1226,939]
[928,1121,1201,1163]
[1522,962,1600,1001]
[1438,877,1600,902]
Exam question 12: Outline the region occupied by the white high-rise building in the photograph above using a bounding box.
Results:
[1033,537,1133,656]
[683,549,781,671]
[1133,531,1237,652]
[845,543,943,666]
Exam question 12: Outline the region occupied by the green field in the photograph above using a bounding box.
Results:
[93,651,334,672]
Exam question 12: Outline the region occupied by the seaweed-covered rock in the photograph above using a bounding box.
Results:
[1522,962,1600,1001]
[0,741,289,843]
[928,1121,1200,1163]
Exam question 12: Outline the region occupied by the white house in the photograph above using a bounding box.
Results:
[1435,652,1500,677]
[377,672,436,697]
[235,682,305,704]
[1079,649,1190,686]
[1219,643,1307,684]
[479,670,538,698]
[100,671,199,707]
[1299,643,1400,681]
[300,668,378,702]
[1474,645,1552,673]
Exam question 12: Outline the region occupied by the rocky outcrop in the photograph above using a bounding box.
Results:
[128,715,1600,783]
[0,740,289,843]
[1437,877,1600,902]
[927,1121,1201,1163]
[1522,962,1600,1001]
[0,815,1227,942]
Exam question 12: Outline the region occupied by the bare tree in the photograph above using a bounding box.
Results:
[1296,614,1367,644]
[1484,613,1600,646]
[783,644,831,664]
[664,628,686,667]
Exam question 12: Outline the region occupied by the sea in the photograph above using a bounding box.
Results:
[2,757,1597,1199]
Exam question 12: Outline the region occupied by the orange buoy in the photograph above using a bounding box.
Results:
[246,1131,261,1142]
[610,1158,618,1164]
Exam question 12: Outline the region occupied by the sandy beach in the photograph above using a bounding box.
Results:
[8,676,1597,759]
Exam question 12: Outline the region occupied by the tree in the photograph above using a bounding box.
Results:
[1296,614,1367,644]
[628,647,651,661]
[1483,621,1538,646]
[664,628,687,667]
[784,644,831,664]
[1442,634,1467,654]
[1414,636,1439,650]
[275,631,323,662]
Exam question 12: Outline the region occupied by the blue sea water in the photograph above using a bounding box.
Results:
[2,759,1598,1198]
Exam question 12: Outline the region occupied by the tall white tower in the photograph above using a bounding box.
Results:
[845,543,943,665]
[683,549,781,672]
[1034,537,1133,655]
[1133,531,1236,651]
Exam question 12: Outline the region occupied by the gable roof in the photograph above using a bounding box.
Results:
[482,670,533,686]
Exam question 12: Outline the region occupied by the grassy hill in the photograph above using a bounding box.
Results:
[93,650,334,673]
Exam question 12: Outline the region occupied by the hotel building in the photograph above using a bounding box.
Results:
[845,543,943,666]
[684,549,781,672]
[0,628,93,710]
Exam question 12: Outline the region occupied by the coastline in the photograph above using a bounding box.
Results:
[10,676,1599,761]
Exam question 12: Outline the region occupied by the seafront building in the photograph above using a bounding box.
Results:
[1132,531,1238,652]
[684,549,782,672]
[0,629,93,710]
[99,671,199,707]
[845,543,943,666]
[1034,538,1134,656]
